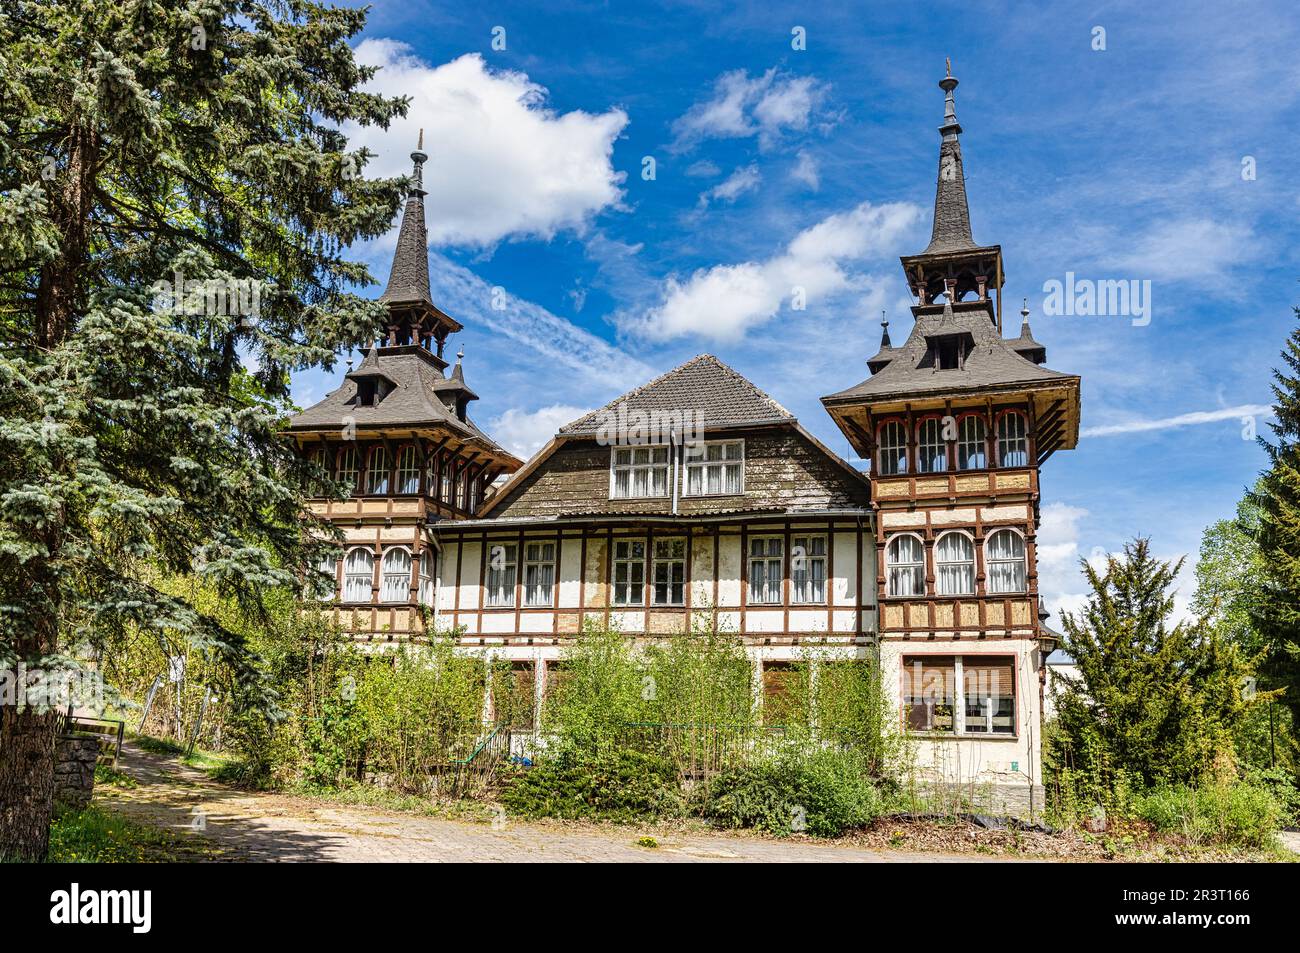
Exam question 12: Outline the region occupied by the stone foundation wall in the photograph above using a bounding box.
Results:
[54,734,99,809]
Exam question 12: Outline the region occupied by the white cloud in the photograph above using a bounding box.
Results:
[1109,218,1255,284]
[697,164,761,208]
[1081,403,1270,438]
[685,159,721,178]
[344,42,627,247]
[1036,502,1092,624]
[490,404,589,459]
[620,200,920,342]
[791,150,820,190]
[670,68,830,151]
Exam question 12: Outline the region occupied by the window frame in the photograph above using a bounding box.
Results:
[934,530,976,597]
[885,533,926,598]
[877,419,909,476]
[523,540,557,608]
[682,439,745,497]
[984,528,1028,594]
[379,546,412,603]
[996,411,1029,468]
[609,445,671,500]
[485,542,519,608]
[915,416,949,474]
[336,445,359,497]
[651,537,687,607]
[418,548,436,607]
[612,538,647,607]
[902,654,1018,738]
[956,413,988,471]
[790,533,827,605]
[365,445,391,495]
[747,535,785,605]
[395,444,421,495]
[342,546,374,604]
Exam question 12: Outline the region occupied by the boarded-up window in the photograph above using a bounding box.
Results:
[762,661,807,727]
[494,661,536,730]
[904,655,1015,735]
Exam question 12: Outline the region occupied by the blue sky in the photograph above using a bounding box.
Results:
[291,0,1300,618]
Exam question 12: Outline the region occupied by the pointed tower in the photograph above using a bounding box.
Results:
[286,136,521,643]
[820,66,1082,815]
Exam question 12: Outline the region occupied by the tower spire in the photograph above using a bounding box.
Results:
[924,60,976,254]
[380,133,433,306]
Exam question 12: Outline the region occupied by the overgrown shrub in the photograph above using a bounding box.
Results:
[699,751,883,837]
[1134,782,1281,848]
[501,749,683,821]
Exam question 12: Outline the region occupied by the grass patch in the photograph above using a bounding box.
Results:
[289,780,498,823]
[94,764,138,789]
[129,733,231,774]
[40,804,223,863]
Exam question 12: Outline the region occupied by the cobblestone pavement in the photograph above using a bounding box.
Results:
[99,743,1022,863]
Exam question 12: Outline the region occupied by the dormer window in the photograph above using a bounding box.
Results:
[925,332,972,371]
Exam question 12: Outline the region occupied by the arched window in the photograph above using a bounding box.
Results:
[957,416,987,470]
[997,413,1028,468]
[366,447,390,495]
[916,418,948,473]
[380,547,412,603]
[308,551,337,601]
[336,446,358,496]
[878,421,908,475]
[935,532,975,596]
[343,548,374,602]
[886,534,925,597]
[419,549,436,606]
[396,445,420,494]
[441,461,454,503]
[986,529,1027,594]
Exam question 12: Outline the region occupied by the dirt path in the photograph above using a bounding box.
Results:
[99,743,1023,863]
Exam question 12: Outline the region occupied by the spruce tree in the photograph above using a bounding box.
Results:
[0,0,406,859]
[1251,307,1300,737]
[1054,539,1255,789]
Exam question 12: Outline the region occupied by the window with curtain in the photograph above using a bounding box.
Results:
[935,532,975,596]
[684,441,743,495]
[342,547,373,602]
[957,416,987,470]
[903,656,956,732]
[916,418,948,473]
[652,538,686,606]
[613,539,646,606]
[336,446,358,497]
[886,535,925,597]
[985,529,1027,594]
[997,412,1029,467]
[307,552,337,601]
[877,420,908,475]
[524,541,556,607]
[790,534,827,604]
[962,657,1015,734]
[366,447,390,494]
[748,536,784,604]
[419,550,435,606]
[440,462,453,503]
[611,446,670,499]
[396,445,420,494]
[486,543,518,607]
[380,547,412,602]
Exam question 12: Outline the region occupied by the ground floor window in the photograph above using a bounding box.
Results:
[762,661,806,726]
[494,661,536,730]
[903,655,1015,735]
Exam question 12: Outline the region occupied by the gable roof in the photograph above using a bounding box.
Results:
[822,301,1077,405]
[285,345,509,455]
[560,354,793,436]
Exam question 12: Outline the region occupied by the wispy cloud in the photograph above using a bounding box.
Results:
[670,68,831,152]
[1081,404,1271,438]
[697,164,761,208]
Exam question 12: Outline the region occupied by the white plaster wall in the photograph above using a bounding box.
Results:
[557,538,582,608]
[716,535,742,607]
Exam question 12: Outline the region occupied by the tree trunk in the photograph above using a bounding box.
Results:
[0,706,59,861]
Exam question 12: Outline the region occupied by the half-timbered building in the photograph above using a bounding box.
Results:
[291,68,1080,812]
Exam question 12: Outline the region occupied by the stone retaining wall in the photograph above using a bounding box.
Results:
[54,734,99,809]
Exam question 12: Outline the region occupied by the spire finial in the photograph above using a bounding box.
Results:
[410,129,428,196]
[1021,297,1031,324]
[945,57,951,78]
[879,310,892,348]
[456,346,464,361]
